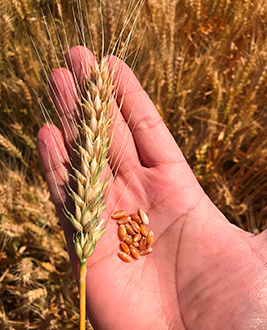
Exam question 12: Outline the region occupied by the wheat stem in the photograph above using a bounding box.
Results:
[79,259,87,330]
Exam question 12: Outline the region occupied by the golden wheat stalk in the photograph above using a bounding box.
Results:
[33,1,145,328]
[65,57,114,329]
[61,56,114,329]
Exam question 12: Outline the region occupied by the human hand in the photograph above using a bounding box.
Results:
[37,46,267,329]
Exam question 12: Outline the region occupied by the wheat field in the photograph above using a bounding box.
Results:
[0,0,266,328]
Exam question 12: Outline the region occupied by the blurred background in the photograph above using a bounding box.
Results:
[0,0,266,328]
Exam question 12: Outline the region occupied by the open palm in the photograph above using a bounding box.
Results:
[37,46,267,329]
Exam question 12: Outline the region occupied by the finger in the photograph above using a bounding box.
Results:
[37,124,74,234]
[65,46,140,181]
[109,56,186,167]
[37,124,82,278]
[108,97,140,181]
[37,124,113,243]
[49,67,81,159]
[65,45,95,92]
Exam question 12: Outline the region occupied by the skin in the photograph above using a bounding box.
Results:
[37,46,267,329]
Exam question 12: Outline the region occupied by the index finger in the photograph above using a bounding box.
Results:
[109,56,186,167]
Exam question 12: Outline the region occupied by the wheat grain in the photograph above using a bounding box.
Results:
[118,215,131,225]
[129,245,140,259]
[139,246,153,256]
[124,236,133,245]
[147,231,154,245]
[118,251,132,262]
[131,220,140,233]
[133,233,141,242]
[111,210,127,218]
[140,224,148,237]
[120,241,130,254]
[139,236,146,249]
[139,208,149,225]
[118,224,127,241]
[132,241,139,248]
[125,223,136,236]
[130,213,141,224]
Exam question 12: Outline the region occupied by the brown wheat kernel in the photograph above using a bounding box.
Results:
[133,233,142,242]
[139,208,149,225]
[130,245,140,259]
[147,231,154,245]
[118,252,132,262]
[132,241,139,248]
[140,247,153,256]
[125,223,136,236]
[118,225,127,241]
[124,236,133,245]
[112,210,127,219]
[130,213,142,224]
[140,236,147,249]
[140,224,148,237]
[131,220,140,233]
[118,216,131,225]
[120,242,130,254]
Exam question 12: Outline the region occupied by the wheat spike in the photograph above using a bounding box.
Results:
[17,79,33,111]
[0,15,12,64]
[34,0,145,260]
[15,47,30,84]
[0,134,29,167]
[65,56,114,261]
[11,0,24,20]
[10,122,36,150]
[34,3,144,327]
[26,288,47,304]
[18,258,33,286]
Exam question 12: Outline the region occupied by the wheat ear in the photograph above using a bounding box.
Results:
[70,57,113,260]
[33,2,144,328]
[63,56,114,330]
